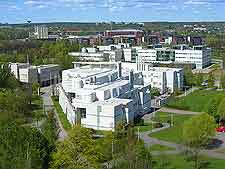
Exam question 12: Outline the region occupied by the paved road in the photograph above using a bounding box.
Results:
[41,87,68,141]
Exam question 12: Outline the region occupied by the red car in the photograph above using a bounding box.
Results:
[216,126,225,132]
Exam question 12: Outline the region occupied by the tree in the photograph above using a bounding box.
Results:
[183,113,216,169]
[195,73,203,86]
[0,122,51,169]
[0,89,29,119]
[104,126,153,169]
[206,98,218,117]
[151,87,161,97]
[50,126,102,169]
[219,73,225,89]
[0,64,19,89]
[32,83,40,95]
[110,142,152,169]
[208,73,214,88]
[184,67,194,86]
[217,98,225,124]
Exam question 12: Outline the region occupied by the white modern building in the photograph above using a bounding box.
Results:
[69,52,109,62]
[137,45,211,69]
[174,46,211,69]
[121,63,184,94]
[34,25,48,39]
[10,63,60,86]
[97,43,131,51]
[69,46,124,62]
[59,62,151,131]
[123,48,137,62]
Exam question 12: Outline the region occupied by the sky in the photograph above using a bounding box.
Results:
[1,0,225,23]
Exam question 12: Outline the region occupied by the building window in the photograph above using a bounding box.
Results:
[79,108,86,119]
[97,106,102,113]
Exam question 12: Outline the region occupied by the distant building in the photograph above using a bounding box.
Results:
[187,36,203,46]
[59,62,151,131]
[193,27,207,32]
[10,63,60,86]
[172,35,186,45]
[121,63,184,94]
[145,35,160,45]
[137,45,211,69]
[34,25,48,39]
[123,48,137,62]
[69,45,125,62]
[104,29,144,45]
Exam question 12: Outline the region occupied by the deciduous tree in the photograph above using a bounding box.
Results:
[183,113,216,169]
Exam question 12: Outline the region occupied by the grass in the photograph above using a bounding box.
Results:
[152,154,225,169]
[30,95,45,120]
[166,90,225,113]
[216,149,225,154]
[51,96,71,131]
[134,122,154,132]
[149,112,192,143]
[149,144,174,152]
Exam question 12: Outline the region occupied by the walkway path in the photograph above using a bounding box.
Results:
[176,87,199,98]
[158,107,202,115]
[41,87,68,141]
[140,127,225,159]
[140,110,225,159]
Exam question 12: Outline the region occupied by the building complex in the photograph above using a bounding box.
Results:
[59,62,151,131]
[121,63,183,94]
[137,45,211,69]
[10,63,60,86]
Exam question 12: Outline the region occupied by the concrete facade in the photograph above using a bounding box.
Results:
[59,62,151,131]
[137,45,211,69]
[10,63,60,86]
[121,63,184,94]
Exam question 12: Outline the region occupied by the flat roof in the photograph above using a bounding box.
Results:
[93,98,132,106]
[105,29,143,32]
[96,79,129,91]
[64,67,115,79]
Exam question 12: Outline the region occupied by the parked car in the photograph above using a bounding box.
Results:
[216,126,225,132]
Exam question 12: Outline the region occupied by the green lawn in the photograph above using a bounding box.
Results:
[166,90,225,113]
[149,112,192,143]
[51,96,71,131]
[134,122,154,132]
[31,95,45,121]
[153,154,225,169]
[149,144,174,152]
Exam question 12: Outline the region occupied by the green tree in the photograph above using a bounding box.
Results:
[32,83,40,95]
[0,89,29,119]
[104,126,153,169]
[217,98,225,122]
[151,87,161,97]
[208,73,214,88]
[183,113,216,169]
[0,64,19,89]
[206,98,218,117]
[220,73,225,89]
[0,122,51,169]
[184,67,194,86]
[50,126,102,169]
[195,73,203,86]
